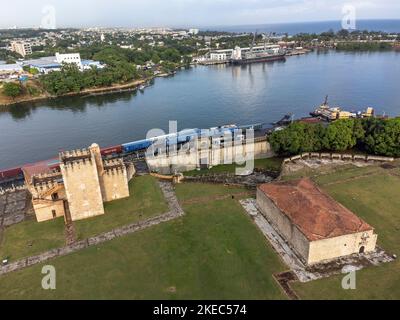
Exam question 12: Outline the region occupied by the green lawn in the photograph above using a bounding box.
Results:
[292,166,400,300]
[0,183,287,300]
[184,157,282,177]
[75,175,168,239]
[175,182,249,202]
[0,176,168,261]
[0,217,65,262]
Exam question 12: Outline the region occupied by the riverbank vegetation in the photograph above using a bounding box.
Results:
[336,41,393,51]
[269,118,400,157]
[0,44,194,102]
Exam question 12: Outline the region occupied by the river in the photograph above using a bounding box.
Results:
[0,50,399,169]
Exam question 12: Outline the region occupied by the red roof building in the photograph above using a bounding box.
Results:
[257,178,377,265]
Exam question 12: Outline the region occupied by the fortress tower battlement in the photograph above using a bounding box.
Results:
[100,158,129,202]
[60,148,94,170]
[33,180,59,195]
[32,170,62,187]
[103,158,126,174]
[27,143,131,223]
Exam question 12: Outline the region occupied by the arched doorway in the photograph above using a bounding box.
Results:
[359,246,365,254]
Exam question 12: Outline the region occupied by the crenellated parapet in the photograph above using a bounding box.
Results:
[32,170,62,187]
[28,143,130,223]
[60,148,93,169]
[103,158,126,176]
[32,179,62,199]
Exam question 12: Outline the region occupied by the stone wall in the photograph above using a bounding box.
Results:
[33,199,65,222]
[283,152,395,165]
[308,230,377,265]
[100,168,130,202]
[256,189,310,264]
[146,139,274,175]
[61,158,105,221]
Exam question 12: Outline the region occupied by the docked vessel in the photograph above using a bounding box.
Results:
[230,33,286,65]
[230,51,286,65]
[310,96,375,121]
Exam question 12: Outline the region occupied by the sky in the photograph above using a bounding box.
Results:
[0,0,399,29]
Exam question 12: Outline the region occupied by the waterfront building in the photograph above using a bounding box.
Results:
[0,64,24,80]
[55,52,83,69]
[23,53,105,74]
[23,144,134,222]
[210,52,227,61]
[205,44,282,62]
[257,178,378,265]
[10,41,32,57]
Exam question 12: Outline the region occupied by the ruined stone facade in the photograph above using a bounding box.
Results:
[146,136,274,174]
[25,143,133,223]
[257,178,378,265]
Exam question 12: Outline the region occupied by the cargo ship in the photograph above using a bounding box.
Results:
[229,32,286,65]
[230,50,286,65]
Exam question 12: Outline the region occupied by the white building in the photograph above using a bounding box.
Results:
[55,53,83,69]
[210,52,227,61]
[23,53,104,74]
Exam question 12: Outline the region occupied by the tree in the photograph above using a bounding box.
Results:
[151,53,160,64]
[322,119,358,151]
[2,82,22,99]
[269,122,325,156]
[364,118,400,157]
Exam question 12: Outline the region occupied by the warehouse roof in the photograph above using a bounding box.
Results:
[258,178,373,241]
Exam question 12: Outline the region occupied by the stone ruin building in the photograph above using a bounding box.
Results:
[257,178,378,265]
[23,143,134,223]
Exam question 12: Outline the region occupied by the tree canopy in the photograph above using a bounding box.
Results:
[269,118,400,157]
[2,82,22,99]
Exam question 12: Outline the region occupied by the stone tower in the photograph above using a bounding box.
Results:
[60,144,105,221]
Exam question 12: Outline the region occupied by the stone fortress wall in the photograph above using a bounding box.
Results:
[146,136,274,174]
[27,143,133,223]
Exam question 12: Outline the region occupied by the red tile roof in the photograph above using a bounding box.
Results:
[258,178,373,241]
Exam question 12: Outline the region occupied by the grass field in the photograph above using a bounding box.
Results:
[0,176,167,261]
[0,182,287,299]
[0,218,65,262]
[75,175,168,239]
[292,164,400,300]
[1,161,398,300]
[184,158,282,176]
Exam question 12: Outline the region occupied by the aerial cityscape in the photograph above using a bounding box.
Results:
[0,0,399,308]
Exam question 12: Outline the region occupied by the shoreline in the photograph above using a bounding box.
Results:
[0,79,148,108]
[0,71,175,108]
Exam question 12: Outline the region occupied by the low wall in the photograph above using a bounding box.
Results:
[283,152,395,165]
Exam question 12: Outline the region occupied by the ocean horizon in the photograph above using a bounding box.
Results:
[201,19,400,35]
